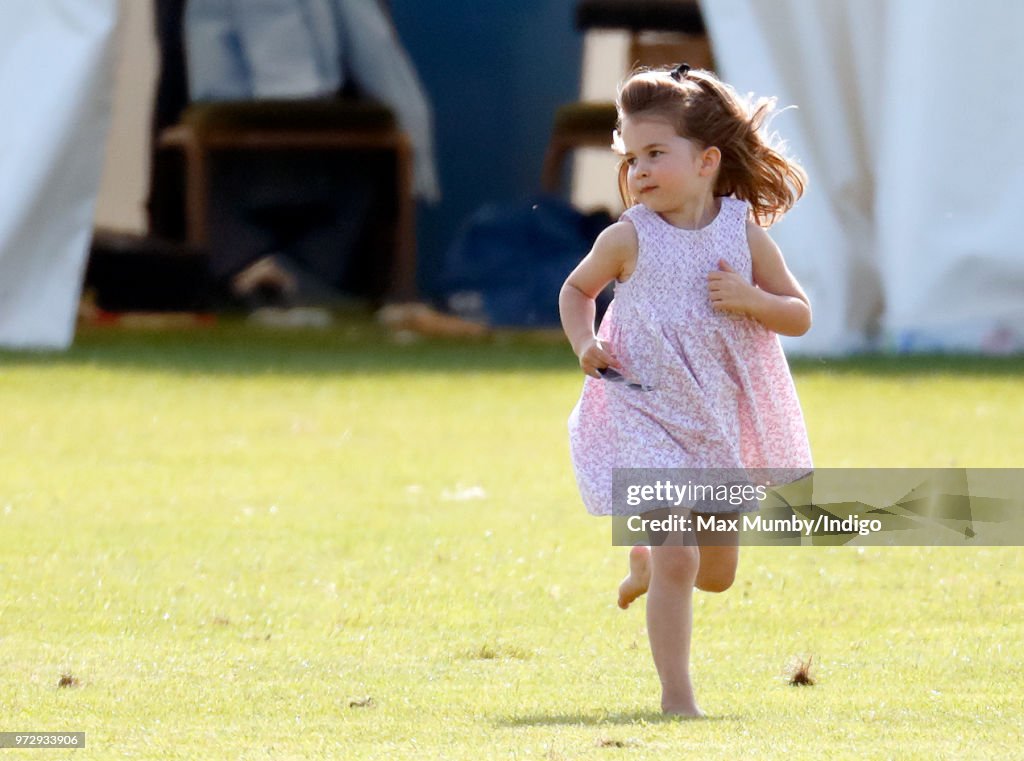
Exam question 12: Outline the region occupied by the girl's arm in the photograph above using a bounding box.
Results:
[559,221,638,377]
[707,220,812,337]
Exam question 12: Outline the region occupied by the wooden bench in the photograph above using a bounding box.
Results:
[160,98,418,301]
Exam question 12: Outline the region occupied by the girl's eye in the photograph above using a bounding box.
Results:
[649,150,662,158]
[625,157,637,167]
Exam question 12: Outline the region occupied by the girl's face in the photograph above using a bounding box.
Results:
[620,115,714,212]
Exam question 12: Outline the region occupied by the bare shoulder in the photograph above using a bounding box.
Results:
[744,219,780,262]
[594,220,639,281]
[563,219,639,297]
[744,219,806,301]
[594,219,639,256]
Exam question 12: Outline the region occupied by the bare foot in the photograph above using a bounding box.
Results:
[617,545,651,609]
[662,702,705,718]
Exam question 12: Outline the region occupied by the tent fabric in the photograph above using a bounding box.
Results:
[0,0,119,349]
[701,0,1024,354]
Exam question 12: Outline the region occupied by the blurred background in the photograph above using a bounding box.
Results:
[2,0,1022,354]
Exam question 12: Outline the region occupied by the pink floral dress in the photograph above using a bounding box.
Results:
[568,198,813,516]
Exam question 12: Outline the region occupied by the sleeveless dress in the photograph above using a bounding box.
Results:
[567,197,813,516]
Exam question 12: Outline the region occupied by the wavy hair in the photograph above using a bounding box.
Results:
[614,66,806,227]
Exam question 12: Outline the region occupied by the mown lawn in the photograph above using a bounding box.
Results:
[1,321,1022,759]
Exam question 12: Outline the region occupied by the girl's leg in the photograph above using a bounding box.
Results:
[694,510,740,593]
[647,541,703,716]
[617,545,651,609]
[618,509,741,607]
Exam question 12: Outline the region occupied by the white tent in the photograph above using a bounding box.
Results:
[0,1,119,349]
[703,0,1024,354]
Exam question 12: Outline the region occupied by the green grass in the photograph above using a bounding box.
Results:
[1,320,1022,760]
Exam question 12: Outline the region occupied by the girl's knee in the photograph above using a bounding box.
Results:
[651,545,700,586]
[694,544,739,593]
[695,568,735,593]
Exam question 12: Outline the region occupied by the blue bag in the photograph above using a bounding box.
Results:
[438,196,612,327]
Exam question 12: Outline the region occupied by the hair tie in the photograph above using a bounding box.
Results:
[670,63,690,82]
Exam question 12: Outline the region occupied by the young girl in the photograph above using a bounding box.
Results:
[560,64,813,717]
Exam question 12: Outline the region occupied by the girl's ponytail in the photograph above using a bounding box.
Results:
[712,92,806,227]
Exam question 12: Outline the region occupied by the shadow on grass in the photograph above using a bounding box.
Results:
[1,317,1022,378]
[497,710,745,727]
[789,354,1024,377]
[0,320,575,378]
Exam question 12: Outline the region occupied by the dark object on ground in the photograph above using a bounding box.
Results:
[85,229,210,312]
[787,655,816,686]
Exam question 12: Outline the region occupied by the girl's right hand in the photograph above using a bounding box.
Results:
[578,338,621,379]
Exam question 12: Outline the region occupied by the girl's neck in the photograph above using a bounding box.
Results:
[658,193,720,231]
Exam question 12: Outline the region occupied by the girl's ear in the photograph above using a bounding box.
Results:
[700,146,722,177]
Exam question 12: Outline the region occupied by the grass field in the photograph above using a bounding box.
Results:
[1,320,1022,760]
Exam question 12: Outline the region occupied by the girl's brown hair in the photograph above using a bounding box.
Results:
[615,66,806,227]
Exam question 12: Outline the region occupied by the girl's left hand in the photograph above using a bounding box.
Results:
[708,259,758,320]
